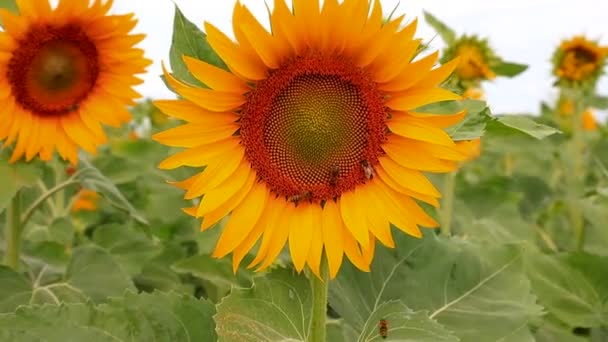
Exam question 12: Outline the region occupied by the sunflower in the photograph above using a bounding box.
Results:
[442,36,496,88]
[71,189,100,212]
[463,88,484,100]
[155,0,468,278]
[0,0,151,164]
[553,36,608,87]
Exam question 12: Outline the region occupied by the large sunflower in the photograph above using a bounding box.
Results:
[0,0,151,164]
[155,0,469,278]
[553,36,608,87]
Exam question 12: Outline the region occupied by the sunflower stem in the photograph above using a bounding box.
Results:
[566,90,587,251]
[440,171,457,236]
[4,191,22,271]
[310,261,328,342]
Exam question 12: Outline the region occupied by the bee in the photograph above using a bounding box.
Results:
[361,160,374,180]
[329,165,340,186]
[64,103,80,113]
[288,191,312,206]
[379,318,388,339]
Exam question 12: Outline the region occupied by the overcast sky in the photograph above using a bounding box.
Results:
[111,0,608,117]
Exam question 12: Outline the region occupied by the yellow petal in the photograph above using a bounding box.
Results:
[306,210,324,278]
[182,56,250,93]
[375,165,440,207]
[358,184,395,248]
[205,22,267,81]
[200,169,257,230]
[405,110,466,128]
[378,156,441,197]
[184,147,245,199]
[288,202,316,273]
[369,179,422,238]
[339,189,369,249]
[153,99,238,125]
[158,137,240,169]
[321,200,345,279]
[232,201,275,273]
[341,221,371,272]
[236,5,282,69]
[258,202,293,271]
[387,115,455,146]
[383,139,457,172]
[152,123,238,148]
[386,88,462,111]
[415,58,460,89]
[248,197,288,269]
[213,181,269,258]
[196,160,252,217]
[378,50,438,91]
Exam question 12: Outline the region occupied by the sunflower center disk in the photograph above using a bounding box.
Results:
[241,54,387,203]
[7,24,99,116]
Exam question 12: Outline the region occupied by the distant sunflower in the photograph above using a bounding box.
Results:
[155,0,468,278]
[581,110,598,131]
[0,0,151,164]
[443,36,496,87]
[553,36,608,87]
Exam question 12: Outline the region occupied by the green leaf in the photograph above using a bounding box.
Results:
[358,301,457,342]
[0,291,217,342]
[0,0,18,28]
[490,115,561,139]
[172,254,252,289]
[526,252,608,328]
[25,217,74,245]
[534,316,589,342]
[169,5,227,87]
[492,61,528,77]
[92,224,162,277]
[423,12,457,45]
[215,268,313,342]
[330,235,543,342]
[0,153,41,213]
[74,161,148,224]
[65,245,136,302]
[588,95,608,109]
[0,266,31,313]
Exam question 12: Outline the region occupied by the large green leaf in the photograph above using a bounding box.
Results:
[215,268,314,342]
[169,6,227,87]
[423,12,457,45]
[0,245,134,313]
[526,252,608,328]
[330,235,543,342]
[0,291,216,342]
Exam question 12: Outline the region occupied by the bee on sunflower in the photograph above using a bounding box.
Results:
[0,0,151,164]
[155,0,473,278]
[424,12,527,98]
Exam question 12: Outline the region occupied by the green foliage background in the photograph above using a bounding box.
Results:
[0,2,607,342]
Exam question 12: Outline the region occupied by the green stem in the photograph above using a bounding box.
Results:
[4,192,22,270]
[440,171,457,236]
[568,93,586,251]
[310,261,328,342]
[21,180,79,227]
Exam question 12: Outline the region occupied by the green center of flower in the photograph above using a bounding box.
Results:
[241,54,387,203]
[7,24,99,117]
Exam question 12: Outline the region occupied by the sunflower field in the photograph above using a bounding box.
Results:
[0,0,607,341]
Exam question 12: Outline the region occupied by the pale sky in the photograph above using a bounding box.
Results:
[111,0,608,117]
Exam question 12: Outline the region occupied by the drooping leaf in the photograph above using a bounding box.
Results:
[330,235,543,342]
[74,161,148,224]
[215,268,314,342]
[0,291,216,342]
[490,115,561,140]
[423,11,457,45]
[492,61,529,77]
[169,6,227,87]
